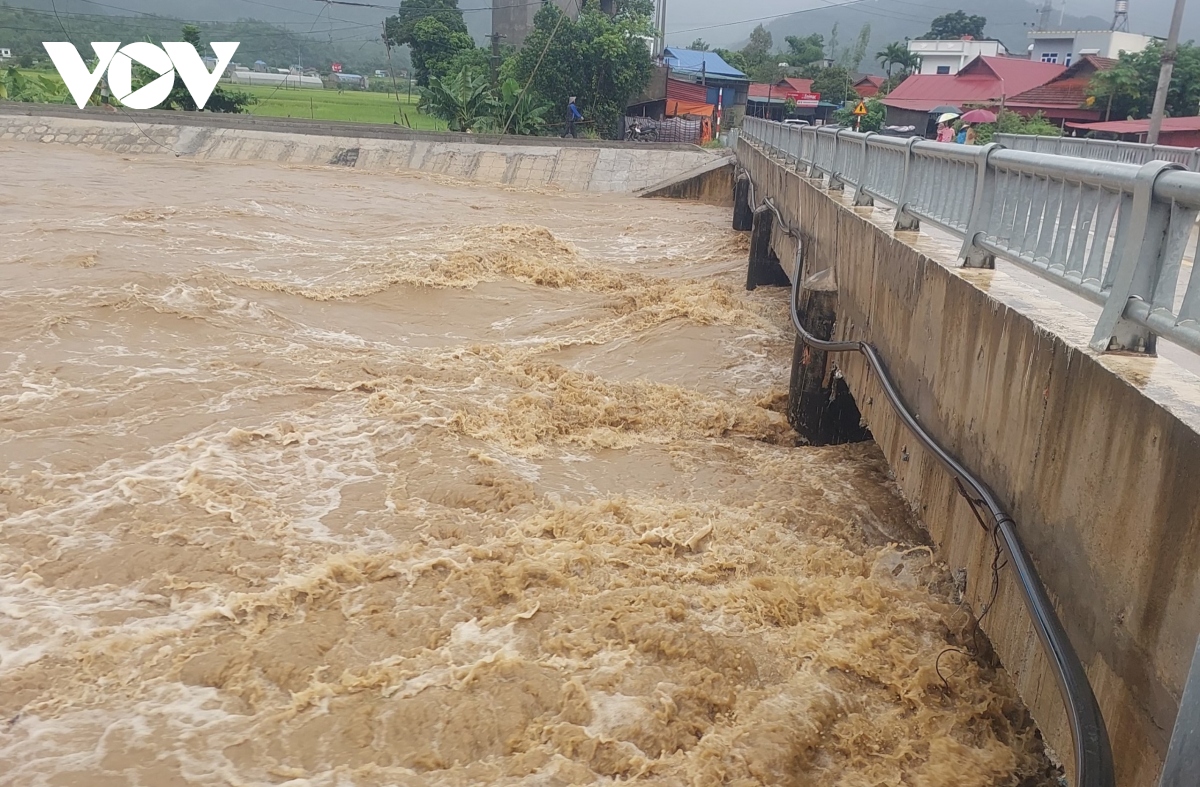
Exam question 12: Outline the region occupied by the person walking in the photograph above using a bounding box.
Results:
[563,96,583,138]
[936,121,954,143]
[955,123,968,144]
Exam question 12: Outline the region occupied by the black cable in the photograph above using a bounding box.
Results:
[739,162,1115,787]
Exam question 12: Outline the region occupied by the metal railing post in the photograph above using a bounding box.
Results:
[960,142,1003,268]
[828,128,846,191]
[854,133,875,207]
[1089,160,1180,353]
[894,136,921,231]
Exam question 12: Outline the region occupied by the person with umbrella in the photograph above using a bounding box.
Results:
[957,108,997,145]
[928,105,960,139]
[936,111,958,142]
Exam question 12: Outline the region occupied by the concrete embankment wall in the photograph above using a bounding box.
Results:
[739,139,1200,787]
[0,110,715,193]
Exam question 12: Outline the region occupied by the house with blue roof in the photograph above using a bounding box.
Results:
[659,47,749,123]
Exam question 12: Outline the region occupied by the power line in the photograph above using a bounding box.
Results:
[314,0,549,15]
[3,4,379,30]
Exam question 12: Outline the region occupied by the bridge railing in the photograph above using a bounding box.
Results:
[994,133,1200,171]
[741,117,1200,356]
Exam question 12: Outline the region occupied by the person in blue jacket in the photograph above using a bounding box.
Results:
[563,96,583,138]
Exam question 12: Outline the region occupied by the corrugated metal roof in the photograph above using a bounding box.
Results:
[662,48,747,79]
[883,56,1064,111]
[747,79,814,99]
[779,77,814,93]
[1006,56,1115,108]
[1066,117,1200,133]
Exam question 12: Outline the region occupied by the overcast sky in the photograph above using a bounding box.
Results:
[662,0,1187,46]
[22,0,1194,47]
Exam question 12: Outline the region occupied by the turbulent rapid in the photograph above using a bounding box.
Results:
[0,143,1056,786]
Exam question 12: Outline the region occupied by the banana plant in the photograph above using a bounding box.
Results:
[419,69,496,132]
[1,66,69,103]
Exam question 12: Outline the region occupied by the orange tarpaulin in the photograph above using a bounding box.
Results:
[667,100,715,119]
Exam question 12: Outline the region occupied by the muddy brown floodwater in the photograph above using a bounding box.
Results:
[0,142,1057,786]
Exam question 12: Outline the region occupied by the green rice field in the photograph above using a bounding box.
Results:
[11,69,444,129]
[236,84,445,130]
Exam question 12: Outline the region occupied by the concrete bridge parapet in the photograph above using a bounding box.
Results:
[736,135,1200,787]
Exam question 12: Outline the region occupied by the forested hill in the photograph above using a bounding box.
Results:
[0,2,405,74]
[7,0,494,46]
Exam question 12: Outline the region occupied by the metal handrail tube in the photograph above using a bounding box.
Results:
[988,149,1143,187]
[1154,169,1200,207]
[742,120,1200,356]
[996,133,1200,171]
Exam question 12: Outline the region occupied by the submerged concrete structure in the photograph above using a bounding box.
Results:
[0,108,713,194]
[736,134,1200,787]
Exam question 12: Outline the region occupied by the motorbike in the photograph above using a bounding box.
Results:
[627,122,658,143]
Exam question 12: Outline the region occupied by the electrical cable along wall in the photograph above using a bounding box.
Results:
[734,158,1116,787]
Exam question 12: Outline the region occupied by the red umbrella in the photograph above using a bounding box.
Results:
[960,109,997,124]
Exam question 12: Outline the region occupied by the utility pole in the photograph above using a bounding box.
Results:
[488,32,505,87]
[1147,0,1188,145]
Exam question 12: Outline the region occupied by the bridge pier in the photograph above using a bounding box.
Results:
[732,176,753,231]
[745,207,791,290]
[787,268,871,445]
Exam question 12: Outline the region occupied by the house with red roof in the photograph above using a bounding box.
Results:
[881,56,1065,132]
[1004,55,1116,124]
[746,77,837,123]
[854,75,884,98]
[1066,117,1200,147]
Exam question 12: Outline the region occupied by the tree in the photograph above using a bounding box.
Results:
[877,41,909,77]
[745,24,773,60]
[443,46,493,84]
[784,34,825,68]
[740,24,781,83]
[834,97,885,131]
[880,72,909,95]
[420,69,496,131]
[811,65,856,104]
[838,23,871,71]
[490,77,551,135]
[923,11,986,40]
[507,2,653,138]
[385,0,473,86]
[714,47,748,75]
[973,110,1061,144]
[894,49,921,74]
[690,39,709,51]
[140,24,253,112]
[1088,42,1200,121]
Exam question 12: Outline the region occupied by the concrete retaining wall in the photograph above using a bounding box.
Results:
[740,139,1200,787]
[0,112,714,193]
[636,156,735,207]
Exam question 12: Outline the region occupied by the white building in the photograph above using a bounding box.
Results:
[1027,30,1156,66]
[0,48,12,61]
[907,38,1008,75]
[227,69,324,90]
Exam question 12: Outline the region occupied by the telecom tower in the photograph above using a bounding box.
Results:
[1036,0,1054,29]
[1112,0,1129,30]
